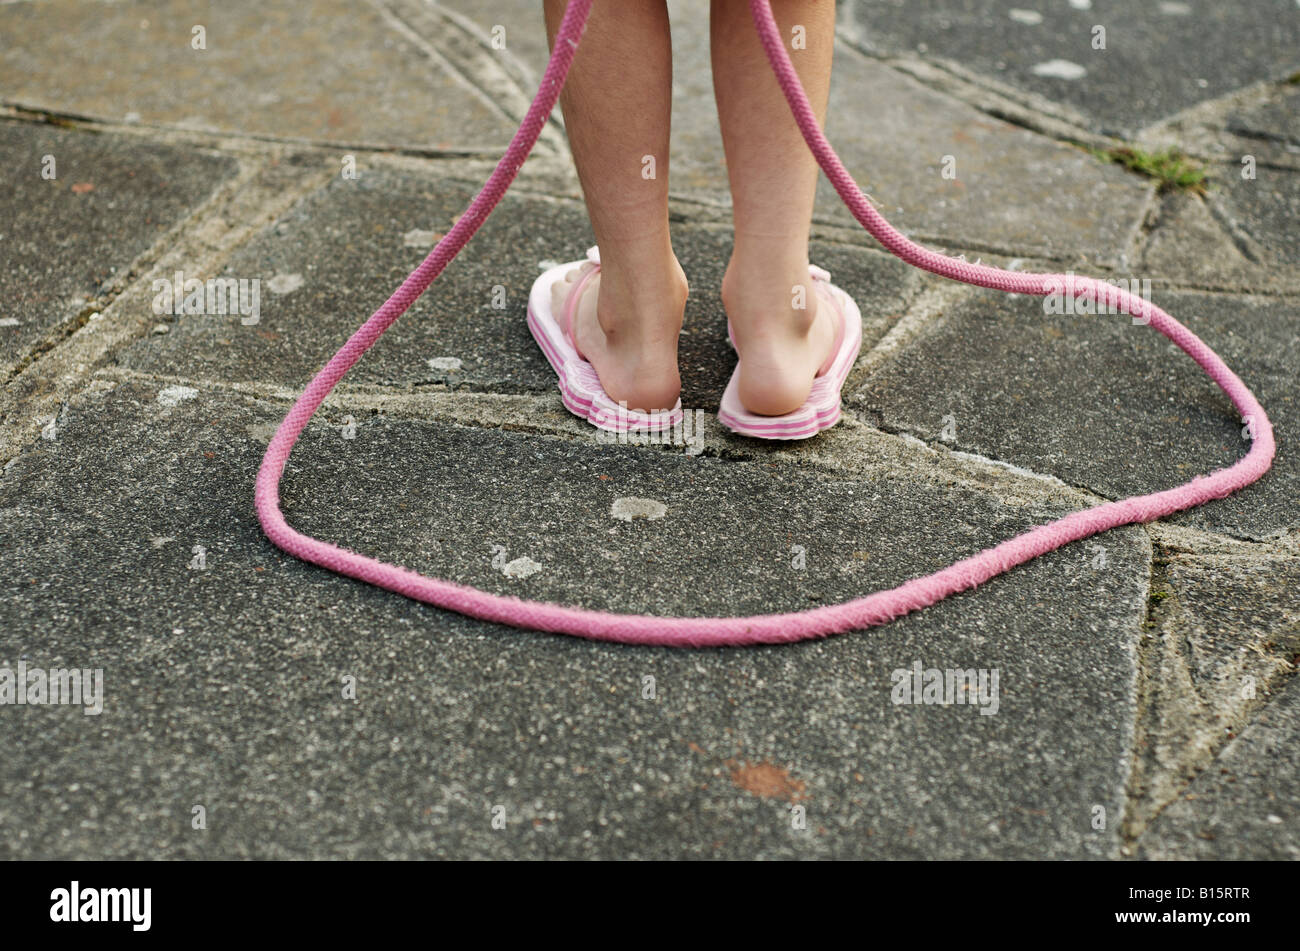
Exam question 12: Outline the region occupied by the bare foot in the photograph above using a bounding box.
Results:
[550,255,687,413]
[721,263,836,416]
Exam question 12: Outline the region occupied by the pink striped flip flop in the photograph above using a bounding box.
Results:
[527,246,684,434]
[717,264,863,440]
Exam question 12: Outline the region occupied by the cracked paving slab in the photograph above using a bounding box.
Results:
[1138,671,1300,860]
[0,120,238,373]
[853,287,1299,540]
[1208,162,1300,271]
[1125,545,1300,841]
[0,0,515,152]
[113,166,924,406]
[1138,188,1300,296]
[1221,82,1300,165]
[1159,81,1300,172]
[0,380,1150,858]
[1134,89,1300,292]
[839,0,1300,139]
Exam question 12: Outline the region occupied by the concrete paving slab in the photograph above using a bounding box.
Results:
[0,379,1149,858]
[1126,547,1300,837]
[840,0,1300,138]
[0,121,238,370]
[1212,163,1300,271]
[853,288,1299,539]
[1138,112,1300,290]
[113,167,922,405]
[1223,82,1300,168]
[1138,189,1297,295]
[434,0,551,92]
[809,45,1151,263]
[1139,673,1300,860]
[0,0,513,151]
[804,43,1154,264]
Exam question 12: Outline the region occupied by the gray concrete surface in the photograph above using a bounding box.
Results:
[0,381,1149,859]
[0,0,517,152]
[853,288,1299,539]
[1140,675,1300,860]
[0,122,237,369]
[839,0,1300,139]
[0,0,1294,859]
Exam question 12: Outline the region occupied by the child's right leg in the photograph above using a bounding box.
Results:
[543,0,688,414]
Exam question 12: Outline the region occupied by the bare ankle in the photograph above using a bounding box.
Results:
[596,256,688,341]
[722,258,818,338]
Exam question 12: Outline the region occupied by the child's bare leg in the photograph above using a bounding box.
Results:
[711,0,835,416]
[544,0,687,413]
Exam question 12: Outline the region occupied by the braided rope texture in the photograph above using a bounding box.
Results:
[255,0,1275,647]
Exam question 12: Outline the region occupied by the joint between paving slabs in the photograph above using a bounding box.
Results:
[859,39,1300,179]
[364,0,566,159]
[1,100,511,164]
[0,150,336,463]
[1120,536,1300,852]
[841,41,1116,153]
[1136,76,1300,164]
[84,362,1211,538]
[85,323,1277,564]
[0,148,262,386]
[1118,539,1171,855]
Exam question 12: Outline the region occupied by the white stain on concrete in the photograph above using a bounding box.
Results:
[1008,9,1044,24]
[426,356,463,371]
[247,422,278,445]
[1031,59,1087,80]
[157,385,199,407]
[502,556,543,579]
[266,273,304,295]
[403,229,441,248]
[611,497,668,522]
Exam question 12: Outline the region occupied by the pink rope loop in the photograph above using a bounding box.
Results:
[255,0,1275,648]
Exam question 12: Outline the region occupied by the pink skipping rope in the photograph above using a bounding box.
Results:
[255,0,1275,648]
